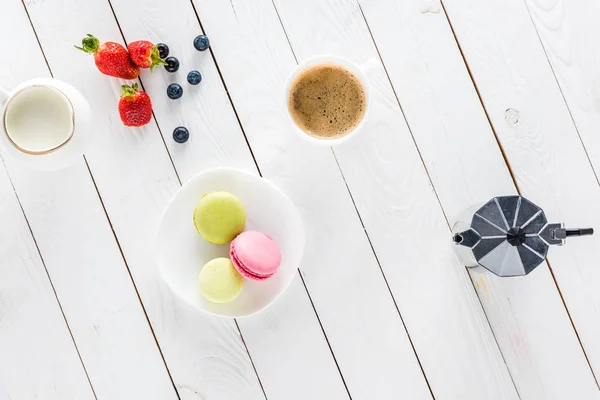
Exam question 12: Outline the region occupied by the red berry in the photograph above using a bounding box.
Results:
[118,84,152,127]
[128,40,167,70]
[76,34,139,79]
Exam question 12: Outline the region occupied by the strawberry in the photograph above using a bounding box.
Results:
[75,34,139,79]
[118,84,152,127]
[127,40,167,70]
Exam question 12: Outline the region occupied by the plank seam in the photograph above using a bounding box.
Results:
[521,0,600,190]
[13,2,99,396]
[188,0,263,176]
[270,0,438,396]
[187,2,351,397]
[233,320,270,400]
[437,2,520,193]
[519,1,600,387]
[330,149,434,399]
[21,0,184,395]
[439,0,598,393]
[358,1,516,396]
[1,157,98,400]
[104,0,183,187]
[270,0,299,64]
[545,257,600,389]
[270,0,437,396]
[297,270,353,400]
[356,0,524,397]
[82,156,182,400]
[19,0,52,76]
[465,272,521,399]
[104,0,267,397]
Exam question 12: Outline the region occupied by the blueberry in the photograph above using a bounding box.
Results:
[187,70,202,85]
[167,83,183,99]
[193,35,210,51]
[165,57,179,73]
[173,126,189,143]
[157,43,169,59]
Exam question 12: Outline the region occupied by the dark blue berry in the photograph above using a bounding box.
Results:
[187,70,202,85]
[167,83,183,99]
[165,57,179,73]
[157,43,169,59]
[193,35,210,51]
[173,126,189,143]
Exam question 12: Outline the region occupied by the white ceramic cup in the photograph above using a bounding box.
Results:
[284,55,379,146]
[0,78,92,170]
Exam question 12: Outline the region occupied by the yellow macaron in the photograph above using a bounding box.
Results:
[198,258,244,303]
[193,191,246,244]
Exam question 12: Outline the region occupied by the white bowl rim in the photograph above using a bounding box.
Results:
[155,167,305,318]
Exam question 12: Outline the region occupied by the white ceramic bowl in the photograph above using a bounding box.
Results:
[156,168,304,317]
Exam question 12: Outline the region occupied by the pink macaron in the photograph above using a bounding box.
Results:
[230,231,282,281]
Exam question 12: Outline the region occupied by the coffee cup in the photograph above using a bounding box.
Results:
[284,55,378,146]
[0,78,92,170]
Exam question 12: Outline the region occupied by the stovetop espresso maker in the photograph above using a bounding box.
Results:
[452,195,593,277]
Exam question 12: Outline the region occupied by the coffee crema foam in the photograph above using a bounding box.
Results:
[288,63,366,139]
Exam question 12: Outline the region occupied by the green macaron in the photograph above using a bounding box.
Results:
[193,191,246,244]
[198,257,244,303]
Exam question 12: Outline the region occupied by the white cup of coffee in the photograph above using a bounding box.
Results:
[285,55,378,146]
[0,77,92,170]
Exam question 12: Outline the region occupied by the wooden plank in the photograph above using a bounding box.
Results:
[7,160,179,400]
[353,0,600,398]
[0,1,177,398]
[20,0,338,398]
[238,274,350,400]
[525,0,600,375]
[18,0,266,399]
[197,1,436,398]
[106,0,405,397]
[270,0,525,398]
[0,5,94,399]
[77,0,351,396]
[441,0,600,394]
[525,0,600,180]
[0,165,94,400]
[192,0,509,398]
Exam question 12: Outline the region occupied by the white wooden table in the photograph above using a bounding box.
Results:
[2,0,600,398]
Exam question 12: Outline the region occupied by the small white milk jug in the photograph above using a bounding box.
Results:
[0,77,92,170]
